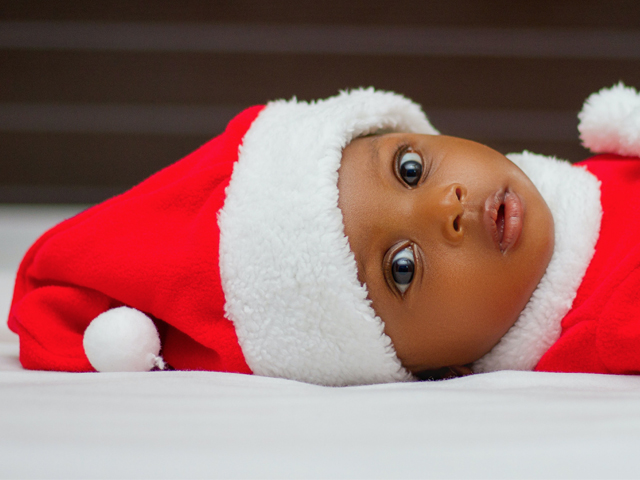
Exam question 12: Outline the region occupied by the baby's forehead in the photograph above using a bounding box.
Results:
[340,135,385,183]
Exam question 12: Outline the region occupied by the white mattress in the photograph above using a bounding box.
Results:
[2,206,640,479]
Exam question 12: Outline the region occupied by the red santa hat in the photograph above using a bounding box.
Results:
[9,88,437,386]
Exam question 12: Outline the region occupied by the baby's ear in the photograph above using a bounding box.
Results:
[414,364,473,381]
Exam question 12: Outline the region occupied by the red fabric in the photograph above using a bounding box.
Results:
[536,155,640,374]
[8,105,265,373]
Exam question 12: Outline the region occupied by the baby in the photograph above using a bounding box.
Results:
[7,83,640,385]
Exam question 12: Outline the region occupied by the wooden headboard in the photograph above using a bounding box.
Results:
[2,0,639,203]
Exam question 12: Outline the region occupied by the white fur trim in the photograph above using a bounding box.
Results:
[219,89,437,386]
[474,151,602,372]
[579,82,640,157]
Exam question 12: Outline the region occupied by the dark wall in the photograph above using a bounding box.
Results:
[2,1,639,203]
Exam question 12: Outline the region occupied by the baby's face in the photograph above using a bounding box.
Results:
[338,133,555,372]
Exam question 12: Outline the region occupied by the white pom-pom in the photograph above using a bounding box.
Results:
[579,82,640,157]
[83,306,164,372]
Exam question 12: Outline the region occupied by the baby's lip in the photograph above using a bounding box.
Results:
[484,189,523,253]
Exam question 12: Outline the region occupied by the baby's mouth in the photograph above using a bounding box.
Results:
[484,189,523,253]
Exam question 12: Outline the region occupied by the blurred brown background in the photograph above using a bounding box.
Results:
[1,0,639,203]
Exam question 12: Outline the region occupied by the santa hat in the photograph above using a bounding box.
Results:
[9,88,437,386]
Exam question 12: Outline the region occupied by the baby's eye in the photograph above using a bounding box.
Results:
[397,151,423,187]
[391,247,415,294]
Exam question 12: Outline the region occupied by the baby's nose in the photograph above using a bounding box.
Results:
[439,184,466,243]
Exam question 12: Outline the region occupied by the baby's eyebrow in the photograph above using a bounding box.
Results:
[369,136,382,170]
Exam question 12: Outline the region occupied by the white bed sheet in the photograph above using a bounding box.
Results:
[2,206,640,479]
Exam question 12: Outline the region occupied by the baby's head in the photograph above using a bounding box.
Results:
[338,133,554,375]
[220,88,555,385]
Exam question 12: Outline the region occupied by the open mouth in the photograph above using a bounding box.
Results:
[484,189,524,253]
